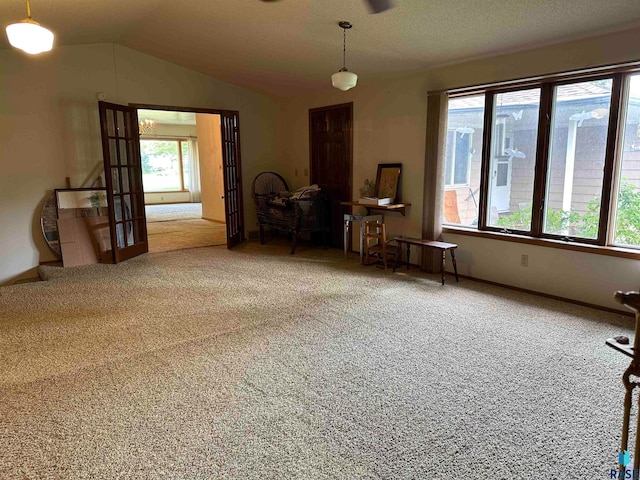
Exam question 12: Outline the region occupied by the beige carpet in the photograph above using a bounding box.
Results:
[147,218,227,253]
[0,242,633,479]
[145,203,202,223]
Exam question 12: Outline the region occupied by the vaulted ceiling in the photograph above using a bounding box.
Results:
[3,0,640,96]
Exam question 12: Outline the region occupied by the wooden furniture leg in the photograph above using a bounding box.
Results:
[608,291,640,477]
[343,215,351,258]
[450,249,459,281]
[406,244,411,270]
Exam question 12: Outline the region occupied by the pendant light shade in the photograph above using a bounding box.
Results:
[6,0,54,54]
[332,21,357,91]
[332,69,358,91]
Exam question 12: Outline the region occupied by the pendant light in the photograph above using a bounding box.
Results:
[6,0,54,55]
[331,21,357,91]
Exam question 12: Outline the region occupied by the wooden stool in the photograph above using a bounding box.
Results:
[393,237,459,285]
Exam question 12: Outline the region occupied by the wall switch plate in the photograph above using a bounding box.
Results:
[520,254,529,267]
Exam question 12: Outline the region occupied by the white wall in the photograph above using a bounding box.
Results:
[277,26,640,312]
[196,114,225,223]
[0,43,278,284]
[144,192,191,204]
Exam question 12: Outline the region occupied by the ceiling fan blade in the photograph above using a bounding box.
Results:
[364,0,394,13]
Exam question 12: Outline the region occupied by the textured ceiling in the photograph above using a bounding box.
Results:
[2,0,640,96]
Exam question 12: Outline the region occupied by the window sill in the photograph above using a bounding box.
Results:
[442,225,640,260]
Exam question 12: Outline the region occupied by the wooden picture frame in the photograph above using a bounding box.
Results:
[375,163,402,203]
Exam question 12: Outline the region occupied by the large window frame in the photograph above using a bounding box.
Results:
[442,64,640,255]
[139,137,190,193]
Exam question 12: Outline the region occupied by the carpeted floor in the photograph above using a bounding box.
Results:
[146,218,227,253]
[144,203,227,253]
[0,241,633,479]
[145,203,202,223]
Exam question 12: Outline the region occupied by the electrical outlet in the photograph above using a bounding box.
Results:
[520,254,529,267]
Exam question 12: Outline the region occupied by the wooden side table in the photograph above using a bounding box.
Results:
[393,237,459,285]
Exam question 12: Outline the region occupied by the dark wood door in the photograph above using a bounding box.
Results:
[309,103,353,248]
[98,101,148,263]
[220,110,245,248]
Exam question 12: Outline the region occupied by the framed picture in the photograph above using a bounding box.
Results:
[375,163,402,203]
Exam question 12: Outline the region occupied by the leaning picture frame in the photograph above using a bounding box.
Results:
[375,163,402,203]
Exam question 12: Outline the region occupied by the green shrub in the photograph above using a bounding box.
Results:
[494,182,640,244]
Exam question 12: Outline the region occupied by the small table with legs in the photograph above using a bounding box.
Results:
[393,237,459,285]
[343,214,383,262]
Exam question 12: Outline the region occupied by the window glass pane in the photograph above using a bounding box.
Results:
[543,79,612,239]
[613,75,640,247]
[181,141,190,191]
[140,140,182,191]
[443,94,484,226]
[487,88,540,231]
[116,223,125,248]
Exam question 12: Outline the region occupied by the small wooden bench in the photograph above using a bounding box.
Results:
[392,237,459,285]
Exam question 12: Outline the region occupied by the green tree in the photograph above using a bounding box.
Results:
[612,182,640,245]
[140,140,179,175]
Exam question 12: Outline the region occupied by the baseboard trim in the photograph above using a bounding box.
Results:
[452,272,631,317]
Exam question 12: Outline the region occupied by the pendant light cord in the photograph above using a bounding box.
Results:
[25,0,32,18]
[342,27,347,70]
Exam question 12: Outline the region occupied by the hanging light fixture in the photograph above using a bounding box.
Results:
[5,0,54,55]
[139,119,155,136]
[331,21,357,91]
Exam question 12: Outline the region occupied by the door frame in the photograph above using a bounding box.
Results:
[129,103,245,249]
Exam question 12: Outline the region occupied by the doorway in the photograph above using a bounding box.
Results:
[99,102,244,264]
[137,109,227,253]
[309,103,353,248]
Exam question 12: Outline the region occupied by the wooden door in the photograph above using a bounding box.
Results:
[309,103,353,248]
[98,101,148,263]
[220,110,245,248]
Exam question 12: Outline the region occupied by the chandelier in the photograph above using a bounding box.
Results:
[331,21,358,91]
[5,0,54,55]
[139,119,155,136]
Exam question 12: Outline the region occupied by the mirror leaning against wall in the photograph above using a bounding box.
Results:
[40,188,111,267]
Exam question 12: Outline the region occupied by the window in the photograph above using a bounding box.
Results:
[488,88,540,231]
[444,95,484,227]
[442,66,640,250]
[140,139,190,192]
[543,80,612,239]
[613,74,640,247]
